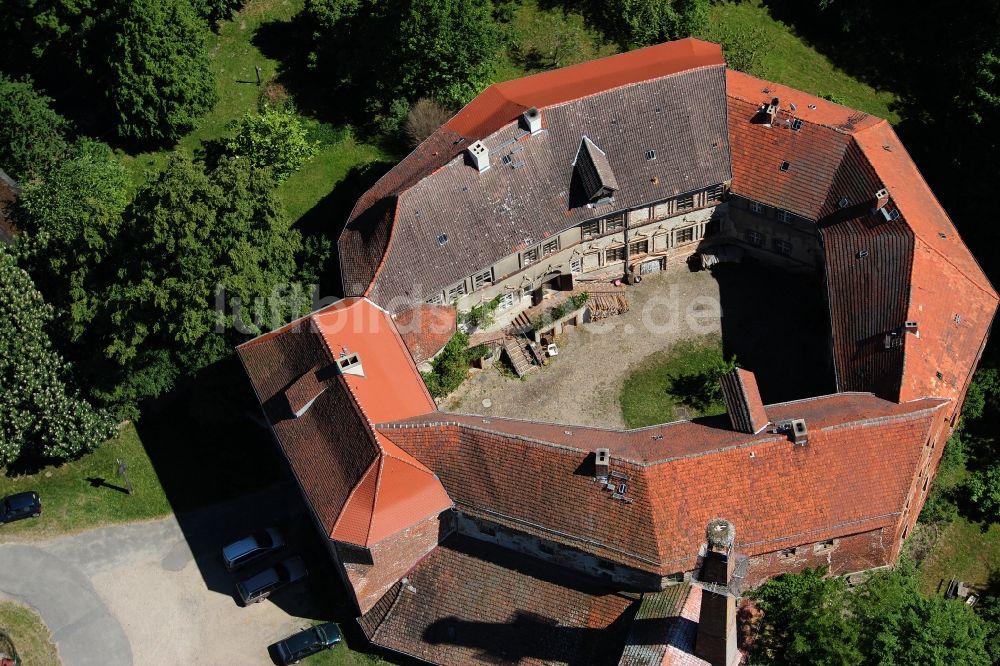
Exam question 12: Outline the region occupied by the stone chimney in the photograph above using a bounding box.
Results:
[467,140,490,172]
[695,519,741,666]
[522,107,543,135]
[719,368,769,434]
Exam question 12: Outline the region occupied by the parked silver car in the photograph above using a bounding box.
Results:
[236,555,308,605]
[221,527,284,572]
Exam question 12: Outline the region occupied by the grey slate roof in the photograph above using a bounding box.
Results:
[364,65,732,309]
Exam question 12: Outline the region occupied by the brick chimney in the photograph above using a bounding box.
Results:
[719,368,769,434]
[695,519,740,666]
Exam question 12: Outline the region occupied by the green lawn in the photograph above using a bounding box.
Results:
[0,423,171,540]
[703,0,899,122]
[619,334,730,428]
[917,517,1000,596]
[0,600,59,666]
[117,0,389,224]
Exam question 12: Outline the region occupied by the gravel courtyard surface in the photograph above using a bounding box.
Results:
[0,486,336,666]
[446,269,725,428]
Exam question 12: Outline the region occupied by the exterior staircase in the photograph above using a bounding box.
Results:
[502,338,537,377]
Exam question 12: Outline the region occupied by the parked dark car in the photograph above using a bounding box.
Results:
[270,622,342,664]
[236,555,307,606]
[0,492,41,525]
[222,527,285,571]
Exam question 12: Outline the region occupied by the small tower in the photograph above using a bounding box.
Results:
[695,518,741,666]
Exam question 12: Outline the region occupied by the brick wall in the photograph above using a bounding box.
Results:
[337,510,455,614]
[744,528,895,588]
[455,513,667,590]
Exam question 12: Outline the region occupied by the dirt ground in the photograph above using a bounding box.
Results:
[446,263,834,428]
[446,269,725,428]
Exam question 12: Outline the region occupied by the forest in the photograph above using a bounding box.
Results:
[3,0,1000,662]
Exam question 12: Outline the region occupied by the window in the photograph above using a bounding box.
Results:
[542,239,559,256]
[496,292,515,312]
[447,282,467,301]
[776,209,792,224]
[791,118,803,131]
[605,213,625,232]
[426,293,444,305]
[570,258,583,274]
[645,149,656,161]
[481,524,497,537]
[814,539,838,553]
[676,226,696,244]
[522,246,539,266]
[606,246,625,262]
[779,547,799,558]
[705,185,724,204]
[744,229,764,247]
[538,543,555,555]
[521,285,534,298]
[581,219,601,240]
[629,239,649,255]
[472,268,493,290]
[779,161,790,172]
[773,238,793,256]
[677,194,694,210]
[749,201,764,214]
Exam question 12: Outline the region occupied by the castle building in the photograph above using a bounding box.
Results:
[238,39,997,666]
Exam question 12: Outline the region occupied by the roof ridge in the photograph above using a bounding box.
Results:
[330,457,380,543]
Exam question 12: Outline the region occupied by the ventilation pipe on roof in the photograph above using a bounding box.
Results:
[335,352,365,378]
[764,97,780,127]
[874,188,890,210]
[522,107,543,135]
[594,448,610,479]
[467,140,490,172]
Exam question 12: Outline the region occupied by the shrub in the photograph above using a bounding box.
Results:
[0,74,70,182]
[967,463,1000,522]
[422,330,475,398]
[404,98,453,148]
[225,108,320,182]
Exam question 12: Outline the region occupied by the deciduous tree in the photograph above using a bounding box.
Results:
[107,0,217,142]
[0,249,116,466]
[0,73,69,182]
[16,139,129,340]
[225,108,319,182]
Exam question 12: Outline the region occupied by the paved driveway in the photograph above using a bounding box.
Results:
[0,487,329,665]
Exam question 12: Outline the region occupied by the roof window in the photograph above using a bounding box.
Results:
[645,149,656,161]
[857,249,869,259]
[838,197,850,208]
[336,352,365,378]
[437,233,448,246]
[780,161,790,172]
[791,118,803,131]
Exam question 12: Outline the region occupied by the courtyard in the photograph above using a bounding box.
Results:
[446,262,834,428]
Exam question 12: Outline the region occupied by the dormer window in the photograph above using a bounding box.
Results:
[574,136,619,204]
[336,353,365,378]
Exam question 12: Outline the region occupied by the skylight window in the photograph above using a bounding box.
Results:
[780,161,790,172]
[437,233,448,246]
[791,118,803,131]
[838,197,850,209]
[645,149,656,161]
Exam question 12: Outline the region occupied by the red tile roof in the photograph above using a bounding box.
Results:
[238,298,450,548]
[332,431,453,546]
[382,394,946,574]
[340,39,728,309]
[726,70,998,403]
[445,38,723,138]
[393,304,457,365]
[359,534,637,666]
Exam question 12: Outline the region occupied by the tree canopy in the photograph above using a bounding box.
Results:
[107,0,217,141]
[0,248,116,467]
[306,0,500,129]
[16,138,129,340]
[751,564,991,666]
[97,154,301,412]
[0,73,70,182]
[224,108,319,182]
